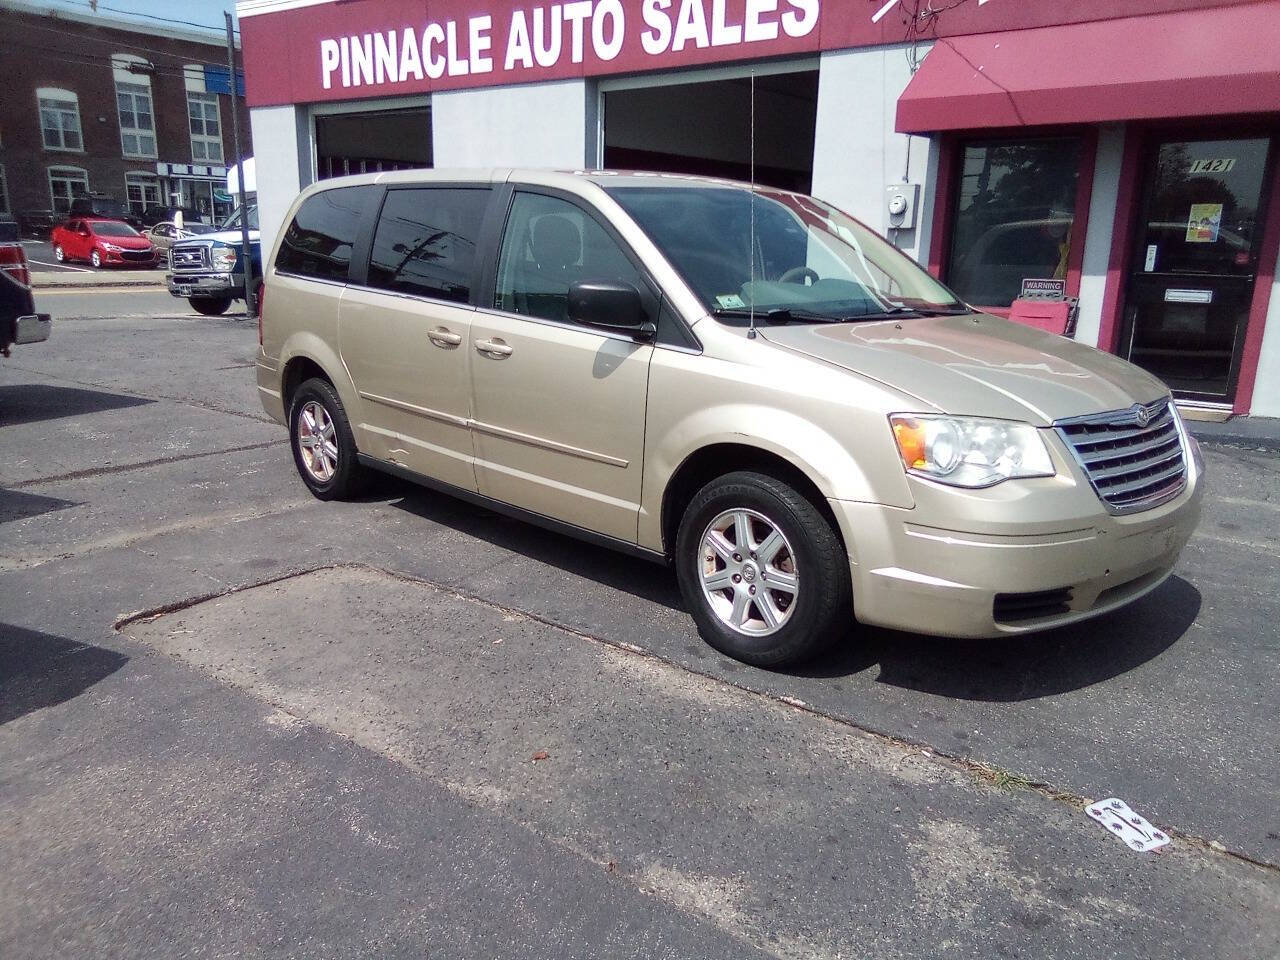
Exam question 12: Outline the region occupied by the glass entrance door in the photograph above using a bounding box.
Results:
[1121,135,1273,403]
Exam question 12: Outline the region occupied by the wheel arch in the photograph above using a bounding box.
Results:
[281,354,330,411]
[278,333,360,424]
[659,442,848,560]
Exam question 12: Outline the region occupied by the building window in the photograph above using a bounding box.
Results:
[48,166,89,214]
[0,165,10,217]
[125,173,161,215]
[116,81,157,158]
[187,92,223,163]
[945,136,1084,308]
[38,88,83,152]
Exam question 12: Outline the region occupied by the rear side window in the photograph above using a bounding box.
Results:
[275,185,376,282]
[367,187,488,303]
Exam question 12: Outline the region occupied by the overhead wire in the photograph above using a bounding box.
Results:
[6,39,206,80]
[15,17,237,71]
[87,2,237,34]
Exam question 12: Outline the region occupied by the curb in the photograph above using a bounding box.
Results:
[34,279,168,290]
[1190,431,1280,454]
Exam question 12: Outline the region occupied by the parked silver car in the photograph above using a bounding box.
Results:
[148,221,217,256]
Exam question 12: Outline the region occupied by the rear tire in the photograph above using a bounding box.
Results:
[191,296,232,316]
[675,470,851,668]
[54,244,65,262]
[288,377,366,500]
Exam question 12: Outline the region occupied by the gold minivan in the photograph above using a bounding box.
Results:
[257,170,1203,666]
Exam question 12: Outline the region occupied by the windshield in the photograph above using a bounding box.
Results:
[219,205,259,231]
[92,221,141,237]
[606,185,965,320]
[183,223,217,235]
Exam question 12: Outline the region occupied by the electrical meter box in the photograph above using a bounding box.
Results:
[885,183,920,230]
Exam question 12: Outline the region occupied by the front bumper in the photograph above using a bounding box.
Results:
[104,251,158,267]
[167,272,236,298]
[829,437,1205,638]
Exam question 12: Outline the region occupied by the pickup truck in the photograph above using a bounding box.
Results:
[1,222,51,357]
[166,204,261,316]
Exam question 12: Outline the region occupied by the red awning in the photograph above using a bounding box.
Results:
[896,1,1280,133]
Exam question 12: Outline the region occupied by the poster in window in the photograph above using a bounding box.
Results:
[1186,203,1223,243]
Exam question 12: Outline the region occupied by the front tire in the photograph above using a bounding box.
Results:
[54,244,66,262]
[190,296,232,316]
[288,377,366,500]
[90,249,102,268]
[675,470,851,667]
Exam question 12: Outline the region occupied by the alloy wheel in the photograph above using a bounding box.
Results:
[698,508,798,636]
[296,400,339,483]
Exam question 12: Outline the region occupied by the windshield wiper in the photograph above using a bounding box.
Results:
[837,304,972,320]
[826,306,923,321]
[910,305,973,316]
[712,307,842,324]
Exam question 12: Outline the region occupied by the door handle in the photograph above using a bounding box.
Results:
[475,337,513,358]
[427,327,462,348]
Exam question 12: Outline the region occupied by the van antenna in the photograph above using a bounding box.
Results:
[748,70,757,340]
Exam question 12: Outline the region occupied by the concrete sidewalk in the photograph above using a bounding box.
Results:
[31,269,166,289]
[1190,414,1280,451]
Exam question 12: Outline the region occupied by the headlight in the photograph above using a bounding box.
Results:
[212,247,237,269]
[889,414,1055,488]
[103,243,121,251]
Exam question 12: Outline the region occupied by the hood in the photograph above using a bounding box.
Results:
[174,229,260,248]
[759,313,1168,425]
[98,233,152,249]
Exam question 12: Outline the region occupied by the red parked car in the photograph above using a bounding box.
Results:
[50,217,159,268]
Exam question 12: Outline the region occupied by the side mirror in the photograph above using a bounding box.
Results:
[568,280,655,340]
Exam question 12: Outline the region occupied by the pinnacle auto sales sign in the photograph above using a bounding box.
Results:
[318,1,819,89]
[238,0,1233,107]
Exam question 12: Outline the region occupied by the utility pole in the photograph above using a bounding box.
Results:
[225,11,255,317]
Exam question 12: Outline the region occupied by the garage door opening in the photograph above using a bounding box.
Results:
[315,105,433,181]
[602,70,818,193]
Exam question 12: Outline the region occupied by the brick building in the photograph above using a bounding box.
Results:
[0,0,251,229]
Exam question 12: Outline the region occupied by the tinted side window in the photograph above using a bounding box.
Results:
[367,187,488,303]
[275,185,376,282]
[495,192,643,325]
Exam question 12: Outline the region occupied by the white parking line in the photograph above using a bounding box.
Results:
[29,259,93,272]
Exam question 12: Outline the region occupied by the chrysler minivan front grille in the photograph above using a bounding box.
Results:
[1055,399,1186,514]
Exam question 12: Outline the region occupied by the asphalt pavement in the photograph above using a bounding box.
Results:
[1,304,1277,959]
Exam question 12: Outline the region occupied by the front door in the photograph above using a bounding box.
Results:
[1121,134,1274,405]
[469,190,654,543]
[72,221,92,259]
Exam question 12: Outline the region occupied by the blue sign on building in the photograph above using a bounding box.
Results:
[203,65,246,97]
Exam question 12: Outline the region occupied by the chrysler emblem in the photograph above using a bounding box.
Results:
[1134,404,1151,428]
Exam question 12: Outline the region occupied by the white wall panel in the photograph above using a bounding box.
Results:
[432,79,595,169]
[811,44,931,263]
[248,104,311,254]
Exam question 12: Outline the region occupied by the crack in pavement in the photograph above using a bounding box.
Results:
[10,439,286,489]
